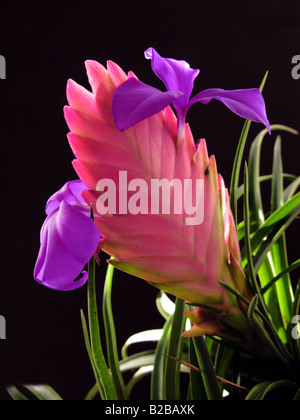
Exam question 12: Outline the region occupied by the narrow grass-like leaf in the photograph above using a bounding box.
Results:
[246,128,297,341]
[245,381,272,400]
[229,71,269,223]
[7,386,29,400]
[230,118,252,224]
[80,309,105,399]
[241,193,300,265]
[122,329,163,360]
[151,316,172,400]
[294,388,300,400]
[119,350,155,372]
[243,164,267,310]
[23,385,63,401]
[261,380,296,400]
[214,344,234,395]
[87,253,116,400]
[270,136,294,331]
[126,366,153,397]
[261,260,300,295]
[247,296,290,367]
[84,383,99,401]
[156,292,175,319]
[189,337,208,400]
[247,125,298,230]
[164,297,185,400]
[165,354,248,392]
[103,262,127,400]
[252,204,300,275]
[192,337,223,400]
[237,173,297,201]
[284,176,300,202]
[219,281,251,306]
[244,170,291,358]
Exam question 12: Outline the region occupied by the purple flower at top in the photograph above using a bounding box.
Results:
[112,47,270,140]
[34,180,101,291]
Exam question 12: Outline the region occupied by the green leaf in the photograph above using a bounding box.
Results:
[245,381,272,400]
[229,71,269,224]
[84,383,99,401]
[243,164,268,313]
[246,126,298,342]
[247,125,298,230]
[230,118,252,224]
[119,350,155,372]
[294,388,300,400]
[260,380,296,400]
[103,262,127,400]
[241,192,300,266]
[270,136,294,330]
[164,297,185,400]
[188,338,208,400]
[260,259,300,295]
[7,386,29,400]
[192,337,223,400]
[151,316,173,400]
[23,385,63,401]
[284,176,300,202]
[122,329,164,360]
[86,253,116,400]
[247,296,291,367]
[237,173,297,202]
[80,309,105,399]
[156,292,175,320]
[126,366,153,397]
[252,200,300,275]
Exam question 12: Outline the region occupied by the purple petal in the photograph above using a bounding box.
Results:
[34,181,101,291]
[46,180,88,216]
[112,77,184,131]
[144,47,199,110]
[188,88,270,133]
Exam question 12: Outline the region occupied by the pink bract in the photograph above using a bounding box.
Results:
[64,59,251,338]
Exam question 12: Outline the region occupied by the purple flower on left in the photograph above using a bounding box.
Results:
[34,180,101,291]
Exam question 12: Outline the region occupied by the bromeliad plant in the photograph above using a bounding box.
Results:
[9,49,300,401]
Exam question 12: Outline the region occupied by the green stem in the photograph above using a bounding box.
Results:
[87,255,117,400]
[164,298,185,400]
[192,337,223,400]
[103,262,127,400]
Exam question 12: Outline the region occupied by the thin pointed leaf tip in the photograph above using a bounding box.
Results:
[112,47,270,139]
[64,56,254,343]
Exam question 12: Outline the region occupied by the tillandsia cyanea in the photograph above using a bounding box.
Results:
[34,48,270,347]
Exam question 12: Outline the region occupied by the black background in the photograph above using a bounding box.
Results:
[0,0,299,400]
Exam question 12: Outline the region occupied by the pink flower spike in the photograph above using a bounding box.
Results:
[64,58,252,342]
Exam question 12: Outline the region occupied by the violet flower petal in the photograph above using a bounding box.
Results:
[112,77,184,131]
[189,88,271,133]
[144,47,199,111]
[34,181,101,291]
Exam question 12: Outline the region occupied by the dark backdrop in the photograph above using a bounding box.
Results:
[0,0,299,400]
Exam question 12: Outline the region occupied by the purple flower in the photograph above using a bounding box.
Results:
[34,181,101,291]
[112,47,270,140]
